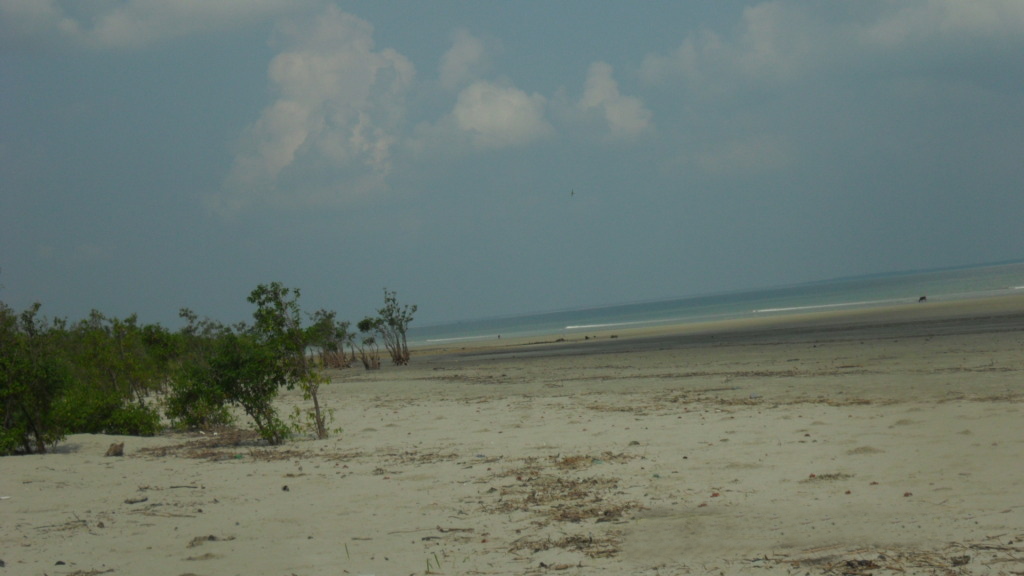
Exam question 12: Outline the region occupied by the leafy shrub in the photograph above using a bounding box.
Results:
[1,281,416,454]
[53,387,161,436]
[163,374,234,430]
[105,403,162,436]
[0,303,71,454]
[208,331,290,444]
[52,388,120,434]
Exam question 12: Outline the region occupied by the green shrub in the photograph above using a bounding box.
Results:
[52,387,117,435]
[0,303,71,454]
[165,310,234,430]
[1,282,416,454]
[105,403,162,436]
[209,331,290,444]
[54,386,162,436]
[163,372,234,430]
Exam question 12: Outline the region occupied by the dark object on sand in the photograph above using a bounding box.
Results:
[918,296,927,303]
[105,442,124,457]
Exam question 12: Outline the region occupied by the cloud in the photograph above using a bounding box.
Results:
[864,0,1024,47]
[452,81,551,148]
[579,61,652,138]
[632,0,1024,198]
[0,0,71,48]
[218,5,414,213]
[439,29,488,90]
[639,3,827,91]
[0,0,312,49]
[640,0,1024,90]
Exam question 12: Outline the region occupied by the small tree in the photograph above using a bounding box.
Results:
[375,289,417,365]
[208,330,291,444]
[247,283,329,440]
[307,309,351,368]
[355,318,382,370]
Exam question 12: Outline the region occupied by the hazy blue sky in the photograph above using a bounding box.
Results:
[2,1,1023,327]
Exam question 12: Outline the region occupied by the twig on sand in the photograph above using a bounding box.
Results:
[34,518,88,532]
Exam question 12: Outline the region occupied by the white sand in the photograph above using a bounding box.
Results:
[3,296,1024,575]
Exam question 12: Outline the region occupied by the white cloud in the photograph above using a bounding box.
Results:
[640,0,1024,90]
[580,61,652,138]
[218,5,414,213]
[0,0,312,49]
[452,81,551,148]
[225,100,311,196]
[640,2,825,91]
[640,29,716,86]
[439,29,488,91]
[0,0,69,47]
[865,0,1024,47]
[732,2,824,80]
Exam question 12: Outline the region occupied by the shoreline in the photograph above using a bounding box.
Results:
[411,292,1024,358]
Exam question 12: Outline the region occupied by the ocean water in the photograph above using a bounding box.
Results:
[408,260,1024,345]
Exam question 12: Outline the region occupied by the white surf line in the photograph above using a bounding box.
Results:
[565,315,704,331]
[753,298,904,314]
[566,320,647,330]
[424,334,500,343]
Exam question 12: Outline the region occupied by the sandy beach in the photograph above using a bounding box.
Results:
[3,295,1024,575]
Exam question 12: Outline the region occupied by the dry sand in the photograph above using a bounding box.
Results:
[3,296,1024,575]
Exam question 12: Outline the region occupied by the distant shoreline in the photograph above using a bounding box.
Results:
[411,292,1024,359]
[410,261,1024,350]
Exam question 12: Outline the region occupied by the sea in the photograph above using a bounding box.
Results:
[407,260,1024,346]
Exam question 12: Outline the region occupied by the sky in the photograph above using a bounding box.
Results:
[2,1,1023,329]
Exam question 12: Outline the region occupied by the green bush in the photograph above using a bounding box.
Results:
[0,423,29,455]
[163,371,234,430]
[53,387,160,436]
[209,331,290,444]
[0,303,71,454]
[163,309,234,430]
[52,387,119,434]
[1,281,417,454]
[105,403,162,436]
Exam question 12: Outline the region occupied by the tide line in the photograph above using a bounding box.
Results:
[565,315,699,331]
[424,335,499,343]
[565,320,649,330]
[753,298,903,314]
